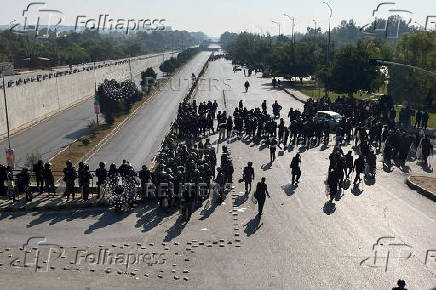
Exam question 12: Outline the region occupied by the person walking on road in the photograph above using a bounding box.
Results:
[243,162,255,194]
[244,80,250,93]
[254,177,270,216]
[353,155,365,185]
[268,136,278,163]
[290,153,302,185]
[345,151,353,179]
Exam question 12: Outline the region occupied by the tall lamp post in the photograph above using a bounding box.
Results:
[323,1,333,65]
[0,64,11,150]
[313,19,318,34]
[283,14,295,44]
[272,21,281,36]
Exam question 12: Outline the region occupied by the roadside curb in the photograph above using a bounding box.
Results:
[282,88,307,104]
[406,176,436,202]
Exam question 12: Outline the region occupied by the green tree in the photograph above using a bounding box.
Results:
[324,43,381,97]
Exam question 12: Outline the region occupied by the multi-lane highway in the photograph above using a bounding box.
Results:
[86,51,211,170]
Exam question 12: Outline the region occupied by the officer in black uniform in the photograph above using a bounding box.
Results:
[254,177,270,216]
[243,162,255,194]
[95,162,107,198]
[33,160,44,195]
[63,160,77,200]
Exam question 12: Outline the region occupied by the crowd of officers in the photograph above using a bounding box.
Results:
[0,161,55,202]
[1,94,433,217]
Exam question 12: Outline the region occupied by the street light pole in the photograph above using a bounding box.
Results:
[283,14,295,44]
[323,2,333,65]
[272,21,281,36]
[0,69,11,150]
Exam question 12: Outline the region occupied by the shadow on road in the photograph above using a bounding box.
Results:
[244,215,262,236]
[135,204,173,233]
[163,215,187,242]
[199,197,220,220]
[261,162,272,171]
[24,207,103,229]
[65,127,89,140]
[351,184,364,196]
[281,184,297,196]
[84,210,128,234]
[323,200,336,215]
[233,194,249,207]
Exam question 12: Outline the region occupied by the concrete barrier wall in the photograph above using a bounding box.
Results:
[0,52,178,138]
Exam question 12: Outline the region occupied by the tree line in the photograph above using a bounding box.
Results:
[0,29,208,69]
[220,19,435,106]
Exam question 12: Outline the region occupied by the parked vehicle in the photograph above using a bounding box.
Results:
[313,111,343,129]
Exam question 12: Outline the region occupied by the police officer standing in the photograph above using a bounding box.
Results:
[33,160,44,195]
[80,163,92,201]
[243,162,255,194]
[63,160,77,201]
[17,168,31,202]
[43,162,55,197]
[268,136,278,163]
[138,165,152,201]
[95,162,107,198]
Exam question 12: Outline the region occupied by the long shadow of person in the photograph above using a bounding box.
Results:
[261,162,272,171]
[199,196,220,220]
[258,142,268,151]
[244,215,262,237]
[233,194,249,207]
[163,215,187,242]
[281,184,297,196]
[323,200,336,215]
[84,209,129,234]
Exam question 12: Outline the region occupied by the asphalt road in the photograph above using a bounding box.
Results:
[0,58,434,289]
[86,51,212,170]
[0,64,165,168]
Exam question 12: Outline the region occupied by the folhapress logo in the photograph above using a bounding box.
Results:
[10,2,64,38]
[10,2,167,37]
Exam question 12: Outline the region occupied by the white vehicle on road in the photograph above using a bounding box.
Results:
[313,110,343,129]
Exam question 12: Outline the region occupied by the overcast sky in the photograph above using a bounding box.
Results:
[1,0,435,37]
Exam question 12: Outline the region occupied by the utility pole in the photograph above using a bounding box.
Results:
[0,65,11,150]
[283,14,295,44]
[323,2,333,65]
[272,21,281,36]
[128,57,133,81]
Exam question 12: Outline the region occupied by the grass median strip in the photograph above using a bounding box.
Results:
[49,79,165,172]
[48,54,202,172]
